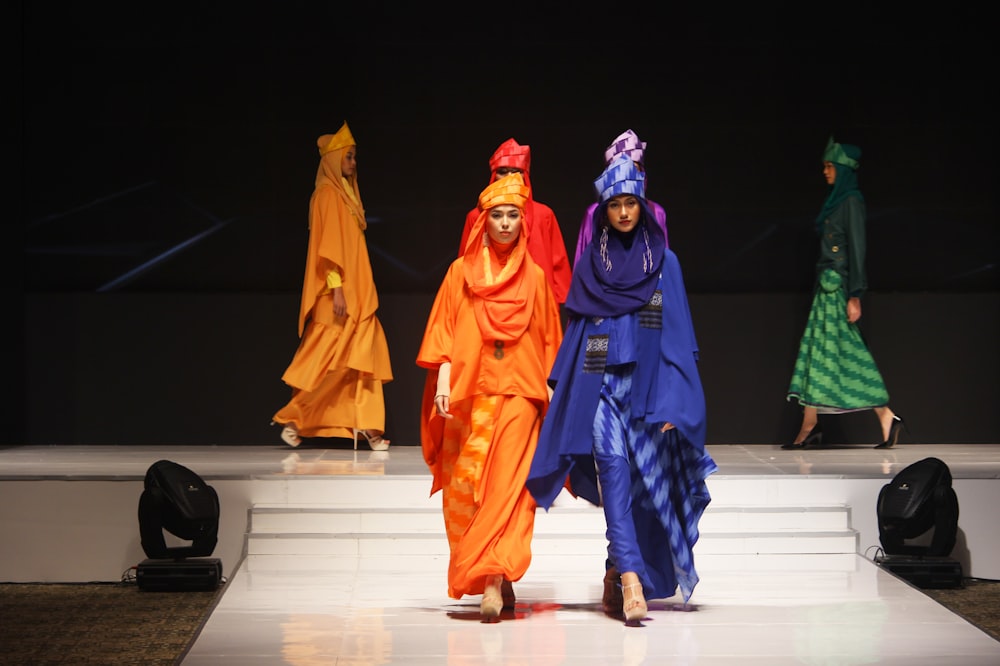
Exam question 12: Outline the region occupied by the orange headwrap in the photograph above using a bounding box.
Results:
[314,122,364,230]
[463,173,536,342]
[478,171,530,212]
[318,121,356,155]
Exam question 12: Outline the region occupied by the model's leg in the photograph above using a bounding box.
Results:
[874,406,905,449]
[782,406,822,449]
[795,406,819,442]
[874,406,897,440]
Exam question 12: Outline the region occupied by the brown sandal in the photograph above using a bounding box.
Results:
[501,578,516,610]
[602,567,623,614]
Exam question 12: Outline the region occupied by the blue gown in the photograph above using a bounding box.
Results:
[527,249,717,602]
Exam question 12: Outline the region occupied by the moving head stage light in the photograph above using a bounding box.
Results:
[136,459,222,590]
[875,456,961,588]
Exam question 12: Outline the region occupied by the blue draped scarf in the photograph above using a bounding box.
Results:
[564,198,667,317]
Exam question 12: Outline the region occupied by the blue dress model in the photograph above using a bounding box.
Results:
[527,155,717,621]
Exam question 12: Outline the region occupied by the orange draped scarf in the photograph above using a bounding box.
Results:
[461,174,536,342]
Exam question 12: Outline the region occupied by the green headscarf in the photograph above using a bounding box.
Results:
[816,137,863,229]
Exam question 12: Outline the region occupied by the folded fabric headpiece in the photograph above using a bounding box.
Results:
[488,138,531,174]
[594,154,645,202]
[318,121,356,156]
[822,136,861,170]
[604,129,647,165]
[478,172,530,211]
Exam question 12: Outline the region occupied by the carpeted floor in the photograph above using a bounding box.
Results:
[0,578,997,664]
[921,578,1000,643]
[0,581,224,665]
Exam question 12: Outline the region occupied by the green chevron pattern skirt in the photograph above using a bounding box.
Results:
[787,269,889,413]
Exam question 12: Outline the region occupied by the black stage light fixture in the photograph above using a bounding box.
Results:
[136,459,222,590]
[876,456,962,588]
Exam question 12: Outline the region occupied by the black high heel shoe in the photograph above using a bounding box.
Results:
[782,424,822,450]
[875,416,905,449]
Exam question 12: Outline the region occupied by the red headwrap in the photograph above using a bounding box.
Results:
[488,138,531,175]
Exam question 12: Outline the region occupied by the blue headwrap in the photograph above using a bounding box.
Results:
[565,156,666,317]
[594,153,645,202]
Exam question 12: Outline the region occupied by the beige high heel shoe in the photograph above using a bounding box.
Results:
[481,575,504,619]
[279,423,301,447]
[622,582,647,622]
[354,429,390,451]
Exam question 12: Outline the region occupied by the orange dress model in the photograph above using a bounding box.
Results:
[418,173,563,618]
[458,138,572,304]
[272,122,393,449]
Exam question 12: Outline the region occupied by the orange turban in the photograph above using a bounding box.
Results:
[318,121,356,156]
[478,172,530,212]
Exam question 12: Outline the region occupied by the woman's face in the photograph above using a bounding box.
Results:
[495,166,522,178]
[341,147,357,177]
[606,194,641,233]
[486,204,522,245]
[823,161,837,185]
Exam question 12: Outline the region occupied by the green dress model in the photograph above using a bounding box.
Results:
[787,139,889,413]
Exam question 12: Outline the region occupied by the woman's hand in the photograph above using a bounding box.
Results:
[660,422,676,432]
[846,296,862,323]
[332,287,347,319]
[434,394,453,418]
[434,362,453,418]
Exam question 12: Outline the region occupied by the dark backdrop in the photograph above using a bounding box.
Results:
[13,5,998,446]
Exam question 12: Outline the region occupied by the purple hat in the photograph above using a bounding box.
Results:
[594,154,645,202]
[603,129,647,165]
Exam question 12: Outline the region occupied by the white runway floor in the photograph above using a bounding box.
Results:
[3,443,1000,664]
[180,549,1000,665]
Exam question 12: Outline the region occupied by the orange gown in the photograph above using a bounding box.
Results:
[417,247,562,599]
[273,143,392,439]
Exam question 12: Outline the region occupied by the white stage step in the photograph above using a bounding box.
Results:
[5,445,1000,583]
[246,483,859,557]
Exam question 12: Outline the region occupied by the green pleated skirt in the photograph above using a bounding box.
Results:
[787,269,889,413]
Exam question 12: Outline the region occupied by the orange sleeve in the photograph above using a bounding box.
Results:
[416,260,461,369]
[417,261,464,494]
